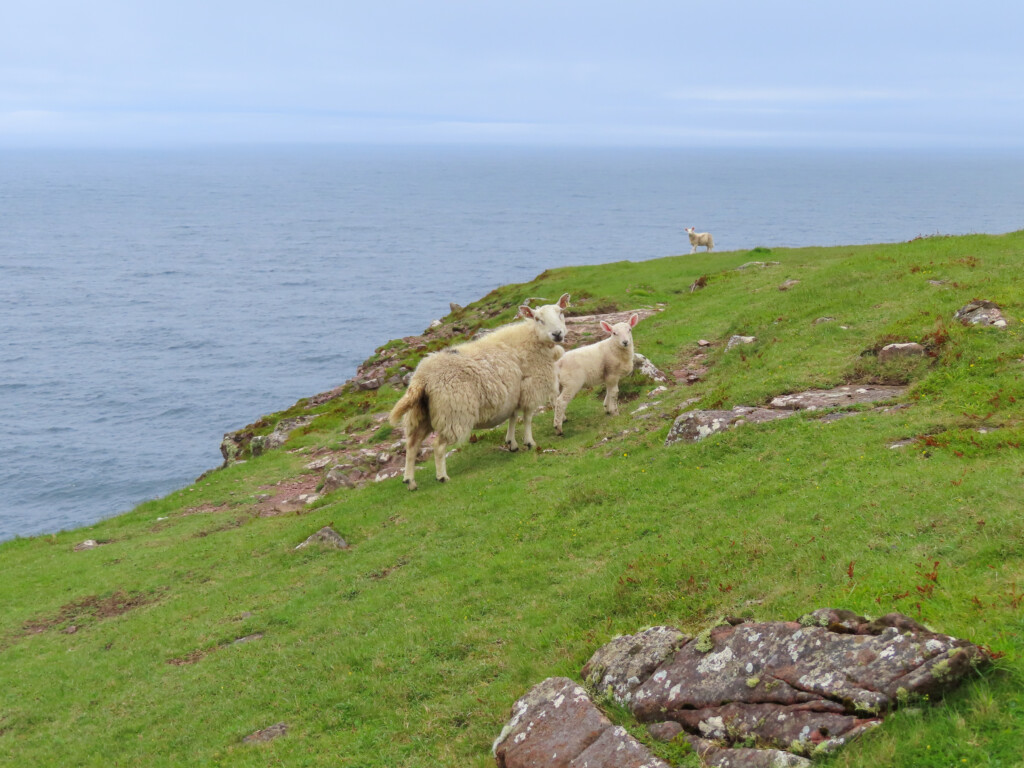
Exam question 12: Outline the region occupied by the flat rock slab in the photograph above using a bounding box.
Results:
[664,407,791,444]
[493,676,671,768]
[767,384,907,411]
[666,385,907,445]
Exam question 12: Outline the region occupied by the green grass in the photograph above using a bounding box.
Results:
[2,232,1024,767]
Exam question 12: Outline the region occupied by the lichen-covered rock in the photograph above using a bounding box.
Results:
[633,353,670,384]
[492,677,669,768]
[250,416,317,457]
[767,385,906,411]
[581,626,689,703]
[294,526,349,550]
[498,612,989,767]
[665,407,788,445]
[954,300,1008,328]
[681,732,812,768]
[666,385,910,446]
[614,612,990,758]
[727,335,756,349]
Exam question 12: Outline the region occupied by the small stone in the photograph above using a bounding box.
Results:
[243,722,287,744]
[323,465,362,492]
[779,279,800,291]
[697,339,711,347]
[294,526,350,551]
[727,335,756,349]
[878,342,926,362]
[304,456,333,471]
[74,539,100,551]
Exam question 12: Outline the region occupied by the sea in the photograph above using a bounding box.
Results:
[2,145,1023,542]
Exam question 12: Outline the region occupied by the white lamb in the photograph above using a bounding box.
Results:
[685,226,714,253]
[388,294,569,490]
[553,313,639,436]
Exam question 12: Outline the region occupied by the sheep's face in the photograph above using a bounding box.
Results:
[520,293,569,344]
[601,313,639,350]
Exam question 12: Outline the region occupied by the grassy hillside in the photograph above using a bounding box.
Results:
[2,232,1023,767]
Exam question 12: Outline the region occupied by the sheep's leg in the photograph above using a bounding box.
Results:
[433,438,450,483]
[521,409,536,450]
[690,244,697,254]
[604,378,620,415]
[402,420,430,491]
[504,411,520,452]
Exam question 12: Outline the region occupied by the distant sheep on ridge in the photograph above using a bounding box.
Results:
[686,226,714,253]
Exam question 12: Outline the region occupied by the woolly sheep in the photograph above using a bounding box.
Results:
[553,313,639,436]
[685,226,714,253]
[388,294,570,490]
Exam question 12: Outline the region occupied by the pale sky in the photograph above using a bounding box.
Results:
[1,0,1022,148]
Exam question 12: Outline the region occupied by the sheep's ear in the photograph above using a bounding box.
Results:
[629,313,639,328]
[519,305,535,319]
[600,321,613,334]
[558,293,570,309]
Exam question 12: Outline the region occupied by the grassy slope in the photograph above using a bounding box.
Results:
[2,232,1023,767]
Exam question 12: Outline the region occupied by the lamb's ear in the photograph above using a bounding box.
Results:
[629,313,639,328]
[600,321,613,334]
[558,293,570,309]
[519,305,535,319]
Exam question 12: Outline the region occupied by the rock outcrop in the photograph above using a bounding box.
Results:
[496,610,991,768]
[666,385,908,446]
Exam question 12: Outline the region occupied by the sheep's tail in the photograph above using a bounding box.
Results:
[388,376,429,430]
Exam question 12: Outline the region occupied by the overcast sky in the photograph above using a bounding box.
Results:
[1,1,1022,148]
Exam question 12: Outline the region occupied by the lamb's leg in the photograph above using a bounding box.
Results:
[504,411,520,452]
[690,244,697,254]
[433,438,450,483]
[603,378,620,415]
[553,382,580,436]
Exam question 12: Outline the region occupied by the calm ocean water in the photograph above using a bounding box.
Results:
[2,145,1023,541]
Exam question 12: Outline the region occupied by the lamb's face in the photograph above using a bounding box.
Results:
[601,313,639,350]
[521,293,569,344]
[603,321,634,350]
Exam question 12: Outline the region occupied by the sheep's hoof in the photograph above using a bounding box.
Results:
[506,443,519,452]
[524,442,536,451]
[436,475,448,483]
[406,481,418,491]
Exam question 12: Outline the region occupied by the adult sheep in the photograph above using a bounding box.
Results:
[553,313,639,436]
[388,294,570,490]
